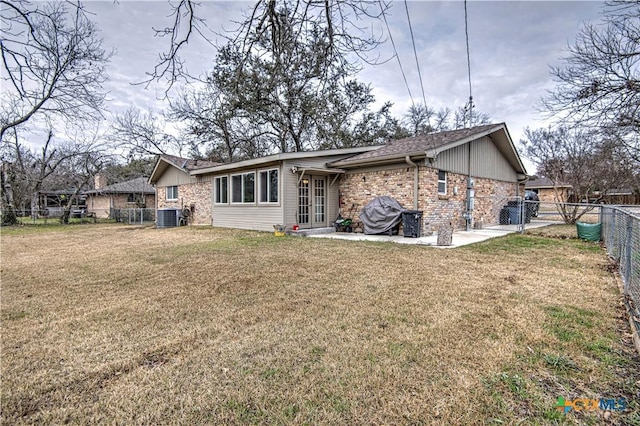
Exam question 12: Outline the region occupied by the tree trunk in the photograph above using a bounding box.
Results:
[1,162,18,225]
[31,180,43,219]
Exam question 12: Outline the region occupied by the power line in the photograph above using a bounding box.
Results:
[379,1,415,107]
[464,0,474,127]
[404,0,427,108]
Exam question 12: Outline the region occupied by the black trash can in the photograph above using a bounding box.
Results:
[506,206,522,225]
[524,204,533,224]
[402,210,423,238]
[499,207,510,225]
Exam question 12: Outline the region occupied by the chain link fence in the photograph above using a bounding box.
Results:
[110,208,156,225]
[601,206,640,340]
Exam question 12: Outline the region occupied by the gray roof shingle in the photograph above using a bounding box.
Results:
[332,123,504,166]
[160,154,221,171]
[86,177,155,194]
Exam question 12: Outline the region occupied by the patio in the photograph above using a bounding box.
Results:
[303,220,560,248]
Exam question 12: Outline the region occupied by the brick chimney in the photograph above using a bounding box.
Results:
[94,174,108,190]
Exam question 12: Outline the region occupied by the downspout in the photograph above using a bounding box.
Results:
[516,175,529,197]
[517,175,529,235]
[405,156,419,210]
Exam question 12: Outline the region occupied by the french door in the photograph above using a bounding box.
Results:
[298,176,327,228]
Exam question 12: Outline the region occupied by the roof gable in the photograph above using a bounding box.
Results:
[329,123,527,175]
[159,154,221,171]
[149,154,223,184]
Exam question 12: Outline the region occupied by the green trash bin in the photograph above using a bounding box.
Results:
[576,222,601,242]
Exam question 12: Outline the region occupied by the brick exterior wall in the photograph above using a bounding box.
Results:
[473,177,518,228]
[533,187,570,203]
[157,180,212,226]
[339,165,518,233]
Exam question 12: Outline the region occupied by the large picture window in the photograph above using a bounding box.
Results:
[259,169,279,203]
[437,170,447,195]
[231,172,255,203]
[166,185,178,200]
[214,176,228,204]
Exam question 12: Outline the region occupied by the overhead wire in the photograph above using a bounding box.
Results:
[464,0,474,127]
[404,0,427,108]
[379,1,415,107]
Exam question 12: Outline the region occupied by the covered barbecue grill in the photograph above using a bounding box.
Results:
[360,196,406,235]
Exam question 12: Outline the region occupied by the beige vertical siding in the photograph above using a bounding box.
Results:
[282,163,299,227]
[156,167,195,186]
[430,136,517,182]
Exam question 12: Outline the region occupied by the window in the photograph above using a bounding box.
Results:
[437,170,447,195]
[166,185,178,200]
[214,176,228,204]
[314,178,325,222]
[231,172,255,203]
[259,169,279,203]
[127,193,135,203]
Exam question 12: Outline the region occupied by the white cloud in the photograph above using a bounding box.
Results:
[13,0,606,163]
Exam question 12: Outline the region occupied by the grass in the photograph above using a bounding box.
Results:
[1,223,639,424]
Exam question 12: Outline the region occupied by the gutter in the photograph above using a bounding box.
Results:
[331,151,427,168]
[405,156,419,210]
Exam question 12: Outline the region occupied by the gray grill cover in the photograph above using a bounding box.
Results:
[360,196,406,235]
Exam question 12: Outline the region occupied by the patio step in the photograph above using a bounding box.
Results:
[291,227,336,237]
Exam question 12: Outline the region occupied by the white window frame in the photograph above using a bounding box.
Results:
[230,172,256,204]
[258,168,279,204]
[437,170,447,195]
[214,176,229,205]
[166,185,178,201]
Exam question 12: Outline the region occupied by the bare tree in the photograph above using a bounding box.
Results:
[404,104,435,136]
[1,127,111,223]
[111,108,185,158]
[168,82,255,162]
[521,126,636,223]
[452,106,490,130]
[0,0,110,142]
[141,0,390,96]
[400,104,488,136]
[57,148,104,224]
[543,0,640,156]
[172,3,392,156]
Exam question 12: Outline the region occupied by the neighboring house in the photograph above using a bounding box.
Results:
[37,190,87,218]
[598,189,640,205]
[148,123,529,232]
[525,176,572,203]
[85,177,156,219]
[149,155,222,226]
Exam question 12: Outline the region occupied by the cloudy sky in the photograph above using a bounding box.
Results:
[82,0,606,166]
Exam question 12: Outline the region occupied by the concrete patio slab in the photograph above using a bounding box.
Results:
[306,220,560,248]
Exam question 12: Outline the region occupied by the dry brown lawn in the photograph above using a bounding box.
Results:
[1,224,638,425]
